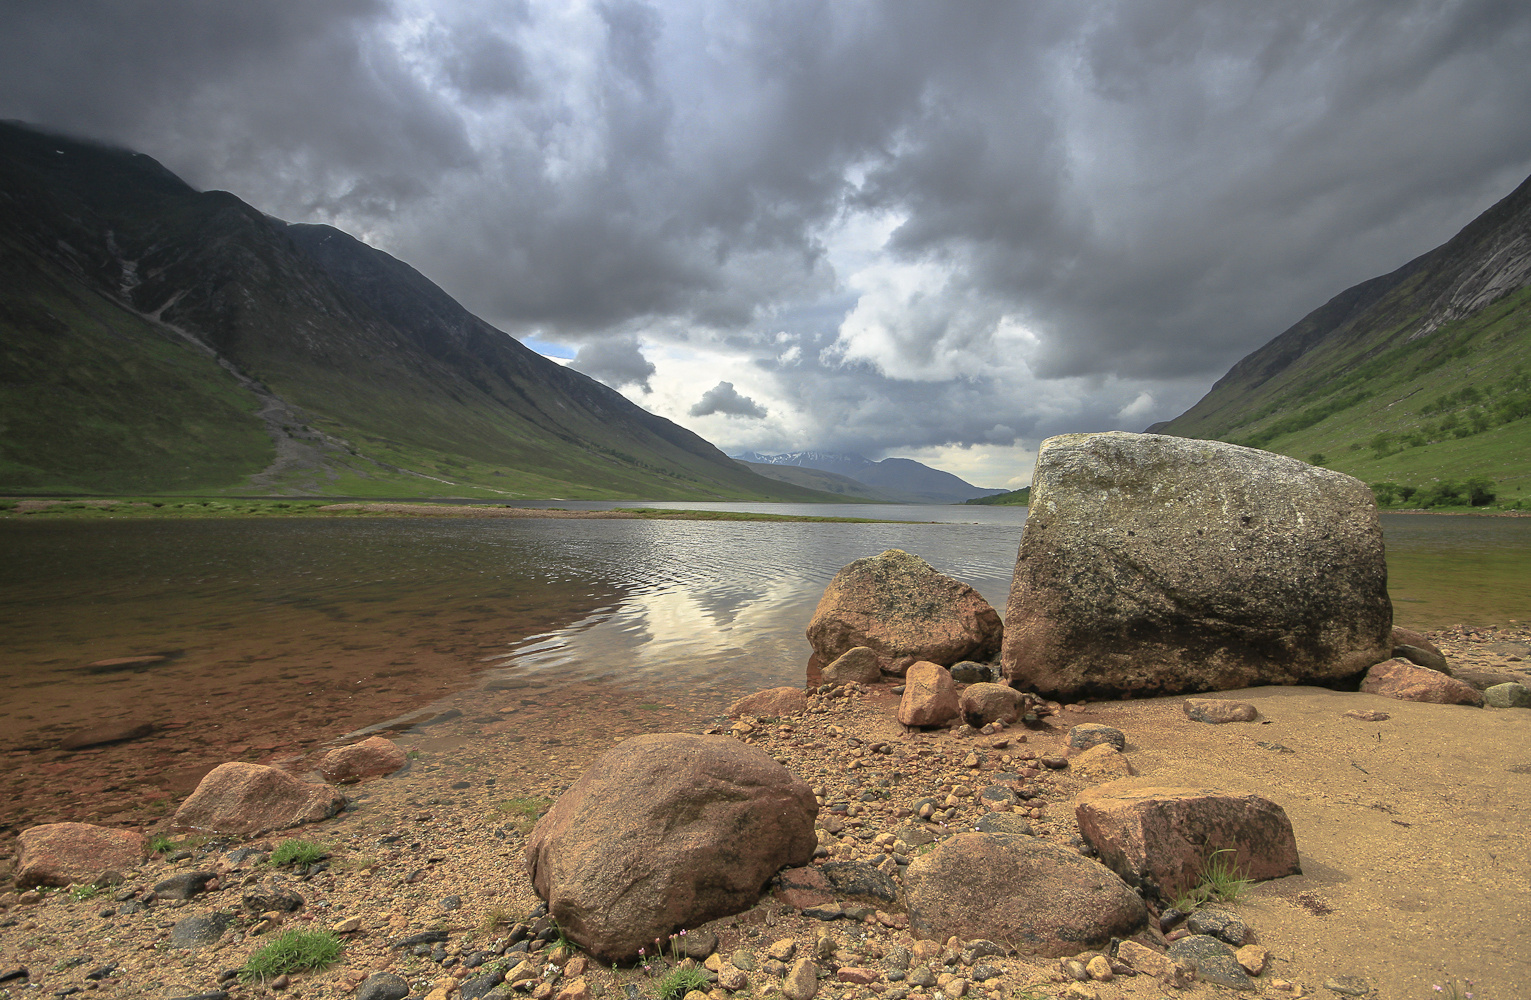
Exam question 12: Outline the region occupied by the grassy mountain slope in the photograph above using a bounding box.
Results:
[0,122,836,500]
[1151,172,1531,506]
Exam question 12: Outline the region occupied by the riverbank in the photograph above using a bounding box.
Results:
[0,499,916,523]
[2,624,1528,1000]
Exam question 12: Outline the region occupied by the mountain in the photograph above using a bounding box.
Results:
[732,460,899,502]
[0,121,838,500]
[733,450,1005,504]
[1150,170,1531,504]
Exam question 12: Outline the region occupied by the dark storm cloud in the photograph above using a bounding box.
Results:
[5,0,1531,462]
[0,0,475,216]
[689,382,767,419]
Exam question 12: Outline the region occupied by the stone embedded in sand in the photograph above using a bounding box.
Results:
[524,733,817,962]
[169,910,234,949]
[1343,709,1391,722]
[959,682,1023,727]
[1167,935,1253,990]
[1001,432,1392,700]
[821,647,882,686]
[728,687,808,718]
[1068,723,1126,750]
[173,762,347,836]
[1074,784,1300,900]
[317,736,407,784]
[903,832,1146,957]
[806,549,1002,676]
[1360,658,1483,706]
[1116,940,1190,984]
[15,822,147,889]
[1070,744,1133,784]
[1483,682,1531,708]
[1183,698,1258,724]
[898,662,960,727]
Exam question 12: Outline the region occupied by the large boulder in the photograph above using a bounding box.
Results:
[172,762,347,836]
[1001,433,1392,699]
[15,823,147,889]
[317,736,407,784]
[525,733,817,961]
[897,662,960,728]
[903,832,1146,957]
[807,549,1002,675]
[1074,784,1301,900]
[1360,658,1483,706]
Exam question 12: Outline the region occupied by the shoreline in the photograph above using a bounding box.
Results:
[0,498,924,523]
[2,623,1528,1000]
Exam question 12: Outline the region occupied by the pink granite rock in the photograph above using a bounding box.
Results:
[807,549,1002,675]
[1360,658,1483,706]
[728,687,809,718]
[173,762,347,836]
[959,683,1024,727]
[317,736,407,784]
[1074,784,1300,900]
[525,733,817,961]
[15,823,147,889]
[898,662,960,728]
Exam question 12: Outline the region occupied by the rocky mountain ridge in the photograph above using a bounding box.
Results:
[0,120,832,500]
[1149,169,1531,497]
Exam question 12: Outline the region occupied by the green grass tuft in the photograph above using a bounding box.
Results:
[655,962,710,1000]
[266,840,328,868]
[1174,848,1254,912]
[239,929,343,982]
[494,797,552,835]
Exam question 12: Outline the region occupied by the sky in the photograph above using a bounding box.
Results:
[5,2,1531,488]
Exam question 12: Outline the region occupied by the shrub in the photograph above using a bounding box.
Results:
[1465,477,1497,507]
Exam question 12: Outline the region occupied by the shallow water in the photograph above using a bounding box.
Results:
[0,507,1525,830]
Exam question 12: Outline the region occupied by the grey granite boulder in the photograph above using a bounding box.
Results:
[1002,432,1391,699]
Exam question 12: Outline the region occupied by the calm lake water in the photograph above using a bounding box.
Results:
[1,507,1526,757]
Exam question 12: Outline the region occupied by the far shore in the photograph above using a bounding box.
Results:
[0,497,926,523]
[5,495,1531,519]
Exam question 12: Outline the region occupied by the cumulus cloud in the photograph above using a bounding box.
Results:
[688,382,768,419]
[5,0,1531,481]
[569,335,655,391]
